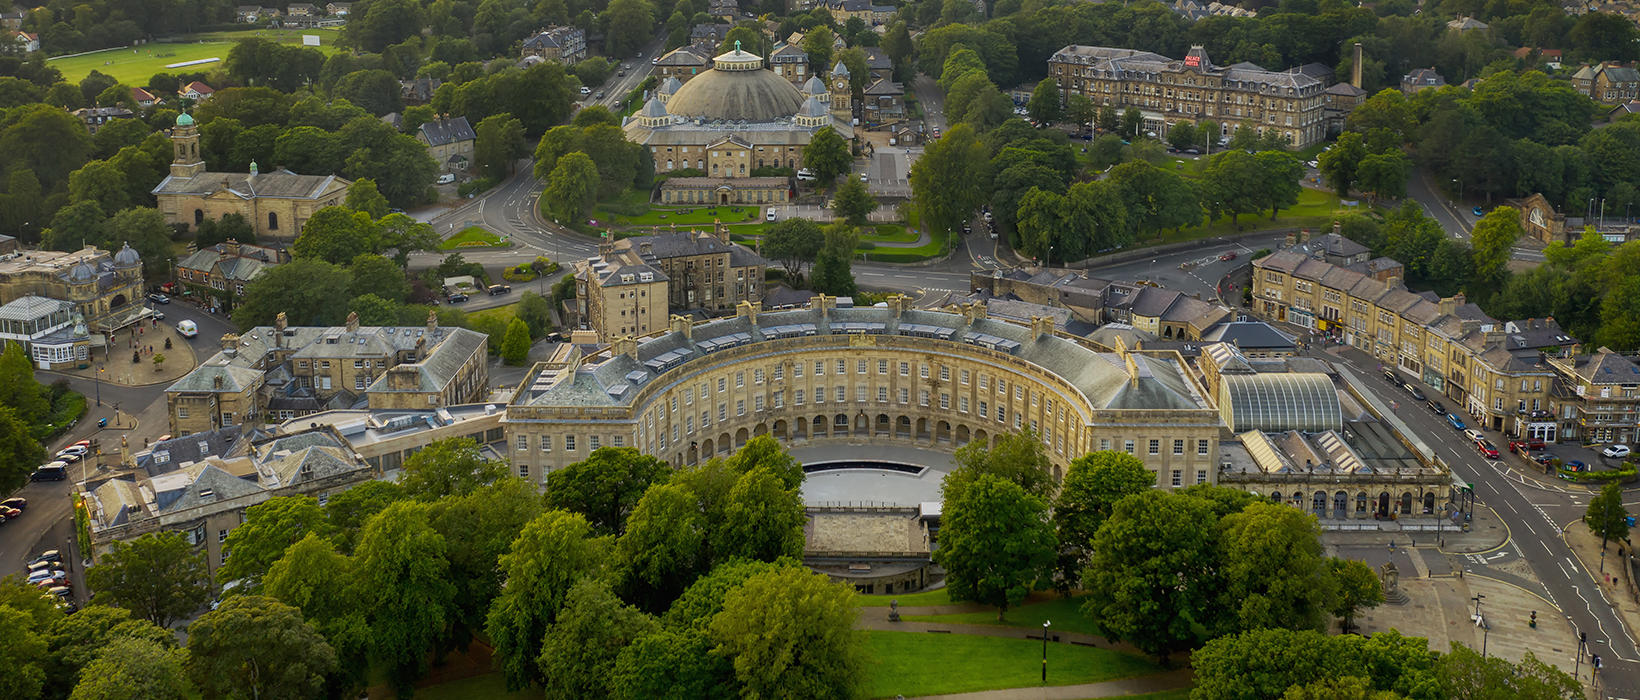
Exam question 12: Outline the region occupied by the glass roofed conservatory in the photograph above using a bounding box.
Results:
[1219,373,1342,433]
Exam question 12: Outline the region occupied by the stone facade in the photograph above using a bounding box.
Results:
[175,240,287,306]
[0,245,146,337]
[522,25,586,64]
[1510,193,1571,245]
[659,176,790,205]
[574,224,767,340]
[1049,45,1326,148]
[505,297,1225,490]
[153,115,349,240]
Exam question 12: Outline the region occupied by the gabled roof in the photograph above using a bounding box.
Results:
[418,116,475,146]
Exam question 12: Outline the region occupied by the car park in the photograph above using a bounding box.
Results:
[1426,399,1446,415]
[1476,441,1499,459]
[1604,444,1632,458]
[1447,414,1466,430]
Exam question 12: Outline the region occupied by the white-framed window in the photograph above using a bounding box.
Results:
[517,435,528,451]
[1197,469,1208,484]
[835,386,846,402]
[735,400,745,416]
[795,363,804,378]
[1100,438,1110,451]
[589,436,600,449]
[1173,439,1184,455]
[1124,440,1134,454]
[719,404,727,421]
[1171,470,1182,487]
[1198,439,1209,455]
[920,364,929,379]
[960,396,969,413]
[355,376,367,390]
[899,362,909,376]
[878,359,888,374]
[979,401,988,417]
[795,389,805,404]
[565,435,577,451]
[1149,439,1160,455]
[940,394,950,409]
[940,366,950,381]
[878,386,888,402]
[899,388,909,403]
[736,372,745,388]
[920,389,930,406]
[518,464,530,478]
[979,375,989,390]
[960,369,970,385]
[773,366,784,381]
[836,359,846,374]
[815,361,825,375]
[857,360,867,374]
[614,436,624,447]
[773,392,784,408]
[541,435,552,452]
[718,378,727,392]
[755,395,765,411]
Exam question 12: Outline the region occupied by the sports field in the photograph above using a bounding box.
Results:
[49,28,344,84]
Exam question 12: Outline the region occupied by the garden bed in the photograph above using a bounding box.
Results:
[441,226,510,250]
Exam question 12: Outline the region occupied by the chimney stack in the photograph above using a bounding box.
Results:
[274,312,287,348]
[671,314,693,339]
[221,333,239,357]
[736,299,760,323]
[614,335,638,359]
[345,310,359,333]
[426,309,438,337]
[1352,43,1363,89]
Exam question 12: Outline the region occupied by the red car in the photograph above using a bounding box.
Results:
[1476,441,1499,459]
[1220,251,1238,261]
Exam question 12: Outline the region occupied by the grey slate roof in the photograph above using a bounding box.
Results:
[152,169,341,199]
[1201,321,1298,350]
[418,116,475,147]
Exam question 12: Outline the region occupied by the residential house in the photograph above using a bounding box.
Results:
[1548,347,1640,446]
[522,25,587,64]
[770,43,809,83]
[325,1,352,14]
[708,0,738,19]
[183,81,214,101]
[862,47,894,81]
[1514,46,1563,70]
[862,78,904,122]
[287,2,316,14]
[130,86,155,107]
[400,77,440,105]
[823,0,896,24]
[1,8,25,31]
[236,4,262,21]
[654,46,710,83]
[71,106,135,135]
[415,116,475,173]
[1597,65,1640,103]
[1400,68,1446,94]
[691,23,729,55]
[166,311,490,435]
[8,30,36,52]
[175,240,288,307]
[1446,15,1488,32]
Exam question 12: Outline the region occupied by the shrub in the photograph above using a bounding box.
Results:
[458,176,500,197]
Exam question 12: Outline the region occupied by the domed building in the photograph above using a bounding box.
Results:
[0,242,148,368]
[625,43,855,207]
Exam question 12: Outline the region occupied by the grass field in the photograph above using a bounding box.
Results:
[442,226,508,250]
[598,205,765,227]
[50,28,344,84]
[863,630,1162,698]
[903,594,1102,637]
[857,587,952,607]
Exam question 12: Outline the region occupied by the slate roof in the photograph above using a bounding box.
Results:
[167,362,265,393]
[1202,321,1298,350]
[418,116,475,147]
[613,229,770,268]
[369,322,490,394]
[153,168,343,199]
[1562,350,1640,384]
[864,78,902,96]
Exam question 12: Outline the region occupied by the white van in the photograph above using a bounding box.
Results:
[796,169,815,181]
[176,320,197,338]
[437,173,456,184]
[766,208,777,222]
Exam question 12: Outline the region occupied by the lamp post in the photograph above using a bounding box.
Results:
[94,364,102,407]
[1041,620,1051,683]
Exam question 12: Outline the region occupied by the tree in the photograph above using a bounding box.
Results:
[1469,207,1522,285]
[1438,643,1580,700]
[0,406,44,495]
[376,213,442,268]
[911,123,989,235]
[1108,161,1200,238]
[713,467,806,563]
[292,206,378,265]
[262,534,370,686]
[724,434,804,491]
[1255,151,1305,220]
[1203,150,1266,231]
[1053,451,1155,585]
[352,501,455,696]
[68,637,191,700]
[1587,481,1631,545]
[1215,502,1338,636]
[611,626,736,700]
[399,437,508,500]
[185,596,336,700]
[1167,121,1198,151]
[85,532,212,629]
[615,483,706,612]
[215,496,328,592]
[500,317,532,365]
[1319,132,1368,198]
[1356,150,1409,202]
[487,509,610,690]
[604,0,656,58]
[802,126,852,185]
[1027,79,1063,124]
[761,217,824,280]
[802,27,838,82]
[542,151,600,221]
[545,447,672,536]
[196,213,256,248]
[39,604,173,700]
[707,565,866,699]
[832,177,877,226]
[474,114,528,181]
[945,428,1056,502]
[809,223,858,296]
[345,178,390,219]
[1193,629,1363,700]
[323,481,407,554]
[934,473,1057,618]
[538,578,658,699]
[348,253,411,303]
[0,604,47,700]
[233,258,354,330]
[1083,490,1219,662]
[1328,558,1384,635]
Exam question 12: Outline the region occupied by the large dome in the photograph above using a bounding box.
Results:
[663,49,807,123]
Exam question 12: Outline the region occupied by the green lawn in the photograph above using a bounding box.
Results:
[860,224,916,243]
[864,630,1162,698]
[1139,187,1352,247]
[441,226,508,250]
[600,205,765,227]
[857,587,952,607]
[903,594,1102,637]
[50,29,344,84]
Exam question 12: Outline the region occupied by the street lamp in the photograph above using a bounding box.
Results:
[94,364,102,407]
[1041,620,1051,683]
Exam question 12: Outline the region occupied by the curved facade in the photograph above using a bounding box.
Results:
[663,48,807,123]
[1218,373,1341,433]
[505,296,1225,489]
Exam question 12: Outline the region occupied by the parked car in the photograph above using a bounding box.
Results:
[1401,382,1426,401]
[446,294,468,303]
[30,464,66,481]
[26,569,65,585]
[1472,206,1485,217]
[26,560,55,573]
[1,497,25,510]
[147,293,169,304]
[1426,399,1446,415]
[29,550,62,566]
[1463,429,1484,443]
[795,169,815,181]
[1447,414,1466,430]
[766,208,777,222]
[1382,369,1398,384]
[59,444,87,456]
[1476,441,1499,459]
[487,285,512,296]
[45,586,70,600]
[1534,453,1560,466]
[1603,444,1632,458]
[53,452,80,463]
[1565,460,1588,472]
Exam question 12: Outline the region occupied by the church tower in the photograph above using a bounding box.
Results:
[830,61,852,112]
[170,113,205,179]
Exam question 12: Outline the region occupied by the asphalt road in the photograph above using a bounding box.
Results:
[1322,342,1640,697]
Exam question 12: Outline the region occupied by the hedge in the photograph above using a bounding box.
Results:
[1559,465,1639,483]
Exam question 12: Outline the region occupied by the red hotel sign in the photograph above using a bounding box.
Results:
[1184,55,1200,67]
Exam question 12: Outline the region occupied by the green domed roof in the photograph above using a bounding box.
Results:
[176,113,194,126]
